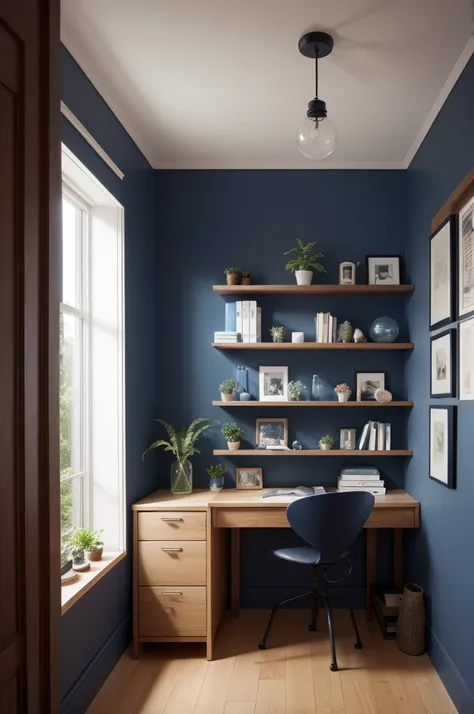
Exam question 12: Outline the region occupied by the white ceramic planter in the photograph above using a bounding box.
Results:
[337,391,351,402]
[227,441,241,451]
[295,270,313,286]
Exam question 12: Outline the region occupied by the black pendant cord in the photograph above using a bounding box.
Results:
[314,51,319,99]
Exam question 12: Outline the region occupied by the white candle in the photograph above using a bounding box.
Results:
[292,332,304,343]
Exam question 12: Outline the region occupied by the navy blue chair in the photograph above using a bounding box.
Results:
[258,491,375,671]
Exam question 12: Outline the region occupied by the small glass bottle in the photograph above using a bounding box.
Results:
[312,374,322,401]
[236,366,248,393]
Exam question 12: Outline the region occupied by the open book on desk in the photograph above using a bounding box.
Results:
[262,486,326,501]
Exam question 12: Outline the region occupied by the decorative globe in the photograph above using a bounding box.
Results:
[369,316,400,343]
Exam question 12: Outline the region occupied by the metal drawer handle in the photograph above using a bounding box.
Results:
[161,547,183,552]
[161,518,183,522]
[160,591,182,596]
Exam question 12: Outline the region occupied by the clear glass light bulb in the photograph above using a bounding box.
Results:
[297,116,337,160]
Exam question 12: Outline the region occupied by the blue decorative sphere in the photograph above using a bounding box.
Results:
[369,316,400,343]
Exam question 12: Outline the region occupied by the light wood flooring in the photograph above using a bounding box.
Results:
[87,610,457,714]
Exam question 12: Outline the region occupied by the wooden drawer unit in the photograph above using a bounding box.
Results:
[139,587,206,637]
[138,511,206,541]
[139,540,206,586]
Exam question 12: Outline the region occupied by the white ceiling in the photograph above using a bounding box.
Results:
[61,0,474,169]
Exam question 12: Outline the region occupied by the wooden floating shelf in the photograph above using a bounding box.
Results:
[213,284,415,295]
[212,401,414,408]
[212,342,414,351]
[213,449,413,457]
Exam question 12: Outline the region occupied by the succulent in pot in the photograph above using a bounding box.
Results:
[284,238,326,286]
[70,528,104,562]
[319,434,335,451]
[241,271,252,285]
[222,421,244,451]
[287,380,306,402]
[224,268,242,286]
[334,383,352,402]
[269,325,286,343]
[219,378,239,402]
[207,463,226,491]
[70,545,90,572]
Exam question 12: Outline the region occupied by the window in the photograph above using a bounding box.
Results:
[60,146,125,558]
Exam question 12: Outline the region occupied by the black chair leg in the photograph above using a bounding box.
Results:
[309,592,319,631]
[258,590,312,650]
[349,608,363,649]
[321,595,338,672]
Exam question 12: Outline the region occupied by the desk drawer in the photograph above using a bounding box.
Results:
[139,586,206,637]
[138,511,206,540]
[213,507,289,528]
[365,508,416,528]
[139,541,206,585]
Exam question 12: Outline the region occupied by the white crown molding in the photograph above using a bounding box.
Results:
[151,159,405,170]
[404,37,474,168]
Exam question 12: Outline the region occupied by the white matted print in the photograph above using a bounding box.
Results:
[367,256,400,285]
[459,195,474,319]
[259,366,288,401]
[430,329,455,398]
[430,217,455,329]
[459,317,474,400]
[429,406,456,489]
[236,468,263,490]
[356,372,386,401]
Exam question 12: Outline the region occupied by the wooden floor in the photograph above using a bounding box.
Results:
[87,610,457,714]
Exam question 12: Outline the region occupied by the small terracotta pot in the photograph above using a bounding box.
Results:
[226,273,241,286]
[241,277,251,285]
[86,547,103,562]
[221,392,234,402]
[319,443,333,451]
[227,441,241,451]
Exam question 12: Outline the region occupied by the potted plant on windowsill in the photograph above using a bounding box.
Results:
[70,528,104,562]
[284,238,326,286]
[224,268,242,286]
[70,545,90,572]
[222,422,244,451]
[207,464,226,491]
[219,378,239,402]
[319,435,335,451]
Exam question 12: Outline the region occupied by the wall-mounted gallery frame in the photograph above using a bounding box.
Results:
[429,215,456,330]
[429,406,456,489]
[458,316,474,400]
[430,328,456,398]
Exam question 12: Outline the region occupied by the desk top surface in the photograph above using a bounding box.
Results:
[133,488,418,511]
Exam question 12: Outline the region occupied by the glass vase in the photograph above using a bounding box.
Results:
[209,475,224,491]
[171,459,193,495]
[312,374,322,401]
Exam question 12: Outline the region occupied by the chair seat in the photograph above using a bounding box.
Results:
[274,546,351,566]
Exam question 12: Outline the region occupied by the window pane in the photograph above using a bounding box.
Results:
[61,478,83,544]
[62,197,81,308]
[60,311,83,476]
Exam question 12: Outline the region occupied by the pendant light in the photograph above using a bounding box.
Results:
[297,32,337,160]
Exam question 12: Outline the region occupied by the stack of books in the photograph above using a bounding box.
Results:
[214,331,241,343]
[358,421,391,451]
[224,301,262,343]
[338,467,386,495]
[315,312,337,342]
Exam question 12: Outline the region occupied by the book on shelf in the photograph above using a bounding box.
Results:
[358,422,392,451]
[385,423,391,450]
[315,312,337,343]
[377,422,385,451]
[339,479,385,488]
[214,331,241,343]
[368,422,377,450]
[340,467,381,478]
[225,302,236,332]
[232,300,261,343]
[337,481,386,495]
[242,300,250,342]
[249,302,262,343]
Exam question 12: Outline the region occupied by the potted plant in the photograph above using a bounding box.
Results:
[207,463,226,491]
[334,383,352,402]
[224,268,242,286]
[288,380,306,401]
[222,422,244,451]
[142,418,218,494]
[338,321,354,343]
[70,545,90,572]
[70,528,104,562]
[284,238,326,286]
[241,271,252,285]
[319,434,335,451]
[219,378,239,402]
[269,325,286,343]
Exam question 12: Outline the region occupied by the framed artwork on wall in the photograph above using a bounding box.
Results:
[430,329,456,398]
[236,468,263,490]
[256,418,288,447]
[459,316,474,400]
[356,372,386,401]
[259,366,288,401]
[366,256,401,285]
[429,406,456,489]
[458,194,474,320]
[429,215,456,330]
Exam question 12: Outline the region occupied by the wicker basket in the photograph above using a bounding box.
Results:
[396,583,426,655]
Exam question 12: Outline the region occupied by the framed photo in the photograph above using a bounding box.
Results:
[236,467,263,490]
[366,256,401,285]
[459,316,474,400]
[340,428,356,450]
[256,418,288,447]
[429,406,456,489]
[430,215,456,329]
[458,194,474,319]
[356,372,386,401]
[259,366,288,401]
[430,329,456,398]
[339,261,356,285]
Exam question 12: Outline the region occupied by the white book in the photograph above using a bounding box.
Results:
[377,422,385,451]
[385,423,391,450]
[332,316,338,342]
[236,301,242,338]
[322,313,328,342]
[328,315,333,343]
[249,301,258,343]
[338,486,387,495]
[368,422,377,451]
[358,422,370,450]
[241,301,250,343]
[257,307,262,342]
[317,313,322,342]
[338,479,385,488]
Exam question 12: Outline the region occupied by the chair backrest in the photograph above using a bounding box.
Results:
[286,492,375,563]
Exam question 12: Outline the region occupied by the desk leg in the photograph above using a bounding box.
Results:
[366,529,377,621]
[393,528,404,589]
[231,529,240,618]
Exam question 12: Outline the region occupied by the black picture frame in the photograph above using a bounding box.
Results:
[355,371,387,401]
[430,328,456,398]
[366,255,402,285]
[429,406,456,489]
[429,215,457,330]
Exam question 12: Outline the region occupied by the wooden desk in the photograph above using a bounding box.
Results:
[132,488,419,660]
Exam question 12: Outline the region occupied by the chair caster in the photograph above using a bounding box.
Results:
[258,643,266,650]
[354,642,363,650]
[330,662,339,672]
[308,624,317,631]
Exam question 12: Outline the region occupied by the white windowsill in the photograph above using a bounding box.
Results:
[61,551,126,615]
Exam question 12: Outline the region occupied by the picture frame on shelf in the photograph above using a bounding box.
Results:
[259,366,289,401]
[459,316,474,400]
[366,256,401,285]
[430,329,456,398]
[429,406,456,489]
[430,215,456,330]
[340,428,356,450]
[236,467,263,490]
[356,372,386,401]
[458,194,474,319]
[339,261,356,285]
[256,418,288,447]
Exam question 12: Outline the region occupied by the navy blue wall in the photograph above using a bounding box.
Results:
[405,55,474,713]
[60,47,161,714]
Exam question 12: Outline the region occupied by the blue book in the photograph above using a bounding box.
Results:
[225,302,236,332]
